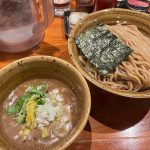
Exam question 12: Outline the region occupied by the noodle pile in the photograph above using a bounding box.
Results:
[79,24,150,92]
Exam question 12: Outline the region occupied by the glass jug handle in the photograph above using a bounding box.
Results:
[33,0,54,33]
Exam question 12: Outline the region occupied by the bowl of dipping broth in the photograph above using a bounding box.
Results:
[0,56,91,150]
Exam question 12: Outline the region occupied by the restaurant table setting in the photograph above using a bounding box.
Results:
[0,0,150,150]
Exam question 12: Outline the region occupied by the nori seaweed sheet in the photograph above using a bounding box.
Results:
[75,24,133,75]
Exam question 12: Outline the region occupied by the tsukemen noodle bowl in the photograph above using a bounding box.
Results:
[0,56,91,150]
[68,8,150,98]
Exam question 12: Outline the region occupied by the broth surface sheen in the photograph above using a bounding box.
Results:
[0,78,79,150]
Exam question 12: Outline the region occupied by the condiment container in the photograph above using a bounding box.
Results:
[115,0,126,8]
[95,0,116,10]
[126,0,149,12]
[54,0,71,16]
[76,0,95,13]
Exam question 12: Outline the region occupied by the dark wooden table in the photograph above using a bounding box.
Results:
[1,5,150,150]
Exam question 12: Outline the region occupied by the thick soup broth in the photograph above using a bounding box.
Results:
[0,78,79,150]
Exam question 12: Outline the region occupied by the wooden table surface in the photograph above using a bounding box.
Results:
[1,7,150,150]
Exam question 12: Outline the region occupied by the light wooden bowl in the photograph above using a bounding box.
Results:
[0,56,91,150]
[68,8,150,98]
